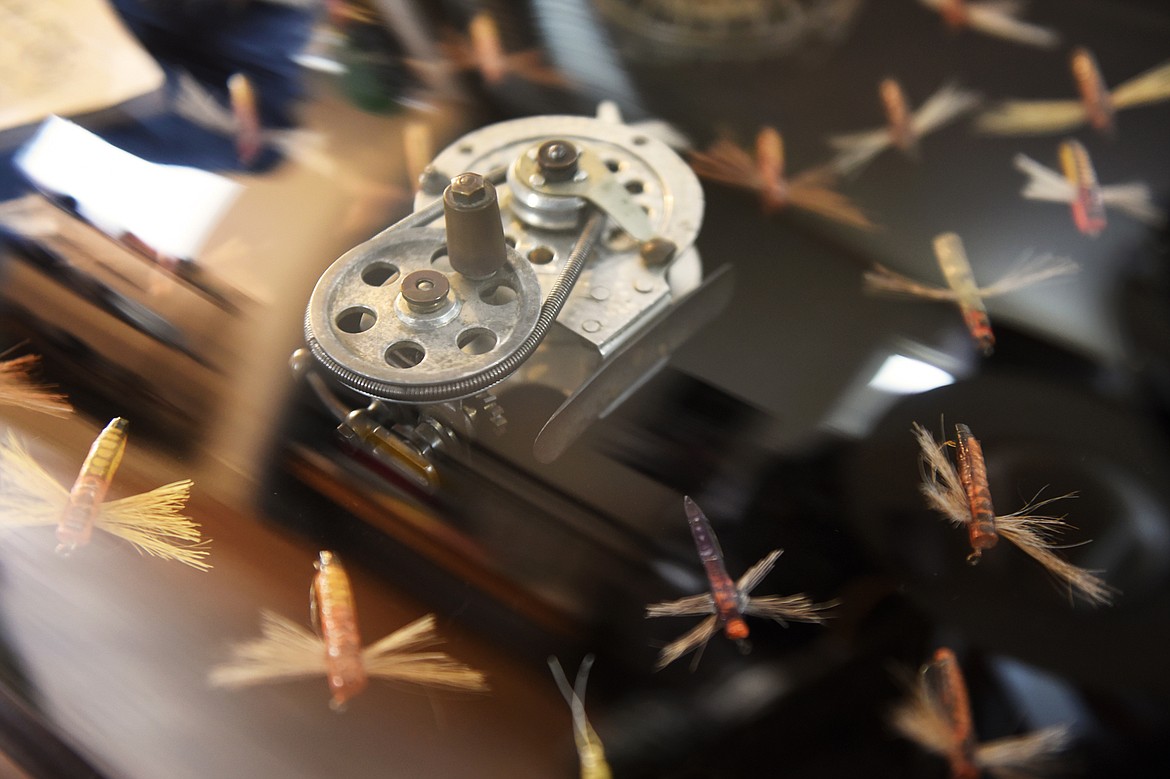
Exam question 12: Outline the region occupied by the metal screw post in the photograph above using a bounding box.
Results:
[443,172,507,279]
[401,269,451,313]
[536,139,579,182]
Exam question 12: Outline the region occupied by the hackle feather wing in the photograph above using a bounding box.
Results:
[0,432,70,528]
[913,422,971,527]
[788,169,876,229]
[977,100,1086,135]
[1013,154,1075,203]
[1110,59,1170,109]
[976,254,1078,298]
[209,610,328,688]
[966,2,1060,48]
[997,504,1115,606]
[361,614,488,691]
[865,265,957,302]
[912,83,982,135]
[653,614,719,671]
[975,726,1071,779]
[689,139,766,193]
[0,356,72,417]
[889,665,958,759]
[826,127,892,176]
[645,592,716,618]
[96,480,211,571]
[1101,183,1166,226]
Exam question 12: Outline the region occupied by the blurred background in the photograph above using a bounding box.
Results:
[1,0,1169,776]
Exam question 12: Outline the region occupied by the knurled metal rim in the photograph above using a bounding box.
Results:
[305,227,542,402]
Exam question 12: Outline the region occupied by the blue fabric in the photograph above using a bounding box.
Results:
[1,1,314,199]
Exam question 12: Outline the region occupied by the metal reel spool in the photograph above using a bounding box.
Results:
[417,114,705,356]
[305,227,542,403]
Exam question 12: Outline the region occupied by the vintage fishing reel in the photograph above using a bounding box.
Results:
[298,110,728,489]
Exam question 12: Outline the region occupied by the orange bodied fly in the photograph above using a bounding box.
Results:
[644,497,836,670]
[979,48,1170,135]
[892,647,1071,779]
[864,233,1078,356]
[1013,140,1165,235]
[690,127,874,230]
[913,422,1115,605]
[0,418,209,569]
[210,551,488,709]
[828,79,981,176]
[0,353,71,417]
[548,655,612,779]
[227,73,263,167]
[918,0,1059,48]
[438,11,566,88]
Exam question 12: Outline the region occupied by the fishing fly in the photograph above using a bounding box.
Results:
[828,80,981,176]
[226,72,263,167]
[548,655,612,779]
[645,496,835,671]
[864,233,1078,355]
[913,422,1115,605]
[438,11,566,88]
[0,417,209,569]
[690,127,874,229]
[0,353,71,417]
[210,551,488,709]
[1013,139,1166,234]
[892,647,1070,779]
[978,48,1170,135]
[917,0,1060,48]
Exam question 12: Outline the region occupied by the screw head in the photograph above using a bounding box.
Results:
[401,269,451,312]
[536,139,579,180]
[448,172,488,206]
[639,237,677,267]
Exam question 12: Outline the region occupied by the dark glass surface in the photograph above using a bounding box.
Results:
[1,1,1169,777]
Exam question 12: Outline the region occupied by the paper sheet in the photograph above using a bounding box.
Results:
[15,116,243,259]
[0,0,165,132]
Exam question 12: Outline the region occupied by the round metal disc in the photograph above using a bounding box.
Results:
[416,114,704,258]
[306,227,542,402]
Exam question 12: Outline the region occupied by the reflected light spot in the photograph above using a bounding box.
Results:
[867,354,954,394]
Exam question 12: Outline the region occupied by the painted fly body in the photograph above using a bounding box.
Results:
[227,72,262,166]
[892,647,1071,779]
[685,495,750,645]
[755,126,788,211]
[645,497,836,670]
[913,423,1116,605]
[880,78,916,153]
[57,417,128,555]
[312,551,369,709]
[864,233,1077,356]
[1070,48,1115,134]
[934,234,995,356]
[1057,139,1107,235]
[953,423,998,561]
